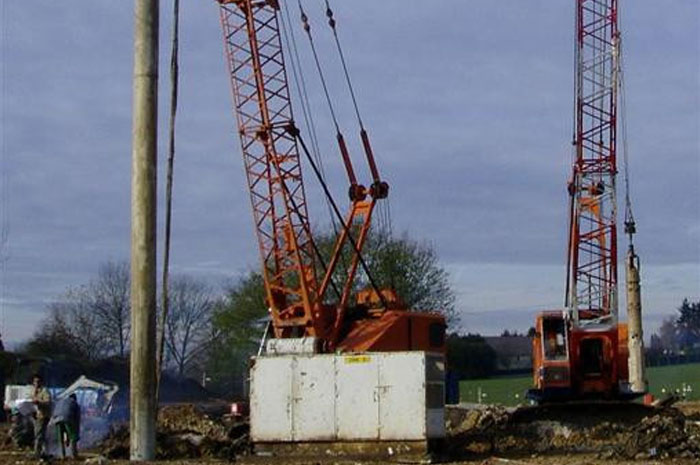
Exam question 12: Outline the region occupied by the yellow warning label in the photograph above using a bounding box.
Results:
[344,355,371,364]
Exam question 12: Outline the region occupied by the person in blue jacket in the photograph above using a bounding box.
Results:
[51,394,80,459]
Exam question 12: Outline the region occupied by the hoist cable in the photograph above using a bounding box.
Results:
[280,2,338,234]
[324,0,364,129]
[0,0,8,338]
[323,0,394,237]
[157,0,179,401]
[565,3,582,308]
[296,0,359,267]
[298,1,341,134]
[571,2,580,156]
[296,1,389,291]
[618,41,636,243]
[296,132,388,309]
[280,11,320,169]
[280,4,323,175]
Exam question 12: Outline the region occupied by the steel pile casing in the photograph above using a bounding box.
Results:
[626,250,646,394]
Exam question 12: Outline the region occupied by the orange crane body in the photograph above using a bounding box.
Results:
[216,0,445,355]
[531,312,630,400]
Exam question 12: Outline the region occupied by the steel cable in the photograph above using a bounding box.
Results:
[296,132,387,309]
[323,0,394,237]
[280,1,338,235]
[618,41,636,243]
[0,0,8,338]
[157,0,179,401]
[298,1,341,134]
[324,0,364,130]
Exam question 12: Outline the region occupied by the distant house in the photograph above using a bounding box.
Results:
[483,336,533,373]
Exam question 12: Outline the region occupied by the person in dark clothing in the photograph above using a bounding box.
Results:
[51,394,81,459]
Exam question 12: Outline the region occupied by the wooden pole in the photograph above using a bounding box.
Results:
[129,0,158,460]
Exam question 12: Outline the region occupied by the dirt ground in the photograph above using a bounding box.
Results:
[0,401,698,464]
[1,452,698,465]
[445,401,700,463]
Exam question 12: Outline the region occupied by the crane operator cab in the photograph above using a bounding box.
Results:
[529,311,572,401]
[529,310,637,403]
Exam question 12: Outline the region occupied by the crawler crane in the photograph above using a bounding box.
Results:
[529,0,646,402]
[214,0,447,458]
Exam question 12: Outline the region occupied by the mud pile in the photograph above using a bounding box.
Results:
[445,402,700,460]
[617,411,700,460]
[158,404,229,440]
[98,404,249,460]
[446,404,511,436]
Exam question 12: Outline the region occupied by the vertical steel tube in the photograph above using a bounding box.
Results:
[626,247,646,393]
[129,0,158,460]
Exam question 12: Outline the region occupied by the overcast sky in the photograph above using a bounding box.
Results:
[1,1,698,347]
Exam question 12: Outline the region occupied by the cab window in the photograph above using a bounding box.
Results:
[542,318,568,361]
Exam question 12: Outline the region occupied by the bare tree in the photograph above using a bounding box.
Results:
[164,276,216,378]
[28,287,111,361]
[64,287,112,360]
[26,261,129,360]
[90,261,131,357]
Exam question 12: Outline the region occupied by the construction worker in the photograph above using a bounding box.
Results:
[31,374,51,458]
[51,394,81,459]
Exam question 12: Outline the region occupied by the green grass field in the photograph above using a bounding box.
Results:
[459,362,700,406]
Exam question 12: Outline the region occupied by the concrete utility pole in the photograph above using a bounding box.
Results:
[129,0,159,460]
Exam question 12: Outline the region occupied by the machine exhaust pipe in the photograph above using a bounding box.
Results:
[626,245,646,393]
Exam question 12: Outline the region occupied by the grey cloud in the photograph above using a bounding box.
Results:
[2,0,697,343]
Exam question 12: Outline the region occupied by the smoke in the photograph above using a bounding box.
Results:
[44,416,115,457]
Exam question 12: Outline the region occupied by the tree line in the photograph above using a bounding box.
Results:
[21,228,694,392]
[19,229,465,396]
[23,261,217,379]
[647,298,700,366]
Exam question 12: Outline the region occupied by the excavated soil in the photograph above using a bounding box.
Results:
[445,401,700,461]
[1,401,698,464]
[98,404,248,460]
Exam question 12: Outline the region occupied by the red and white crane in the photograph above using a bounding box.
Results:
[530,0,645,402]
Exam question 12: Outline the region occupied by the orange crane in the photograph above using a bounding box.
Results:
[529,0,646,402]
[215,0,446,355]
[214,2,448,457]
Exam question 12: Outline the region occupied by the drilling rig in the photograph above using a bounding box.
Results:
[529,0,646,402]
[215,0,447,458]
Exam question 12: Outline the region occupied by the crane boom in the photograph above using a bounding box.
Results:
[218,0,321,338]
[566,0,620,325]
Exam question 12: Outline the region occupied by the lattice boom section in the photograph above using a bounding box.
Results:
[569,0,619,321]
[219,1,319,335]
